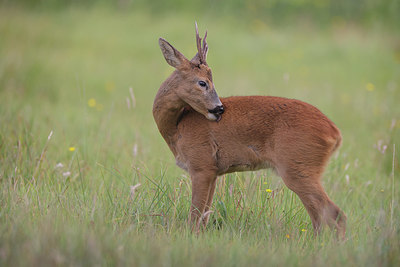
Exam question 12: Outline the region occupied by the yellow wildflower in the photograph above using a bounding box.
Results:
[366,83,375,91]
[88,98,96,107]
[266,189,272,193]
[286,234,290,239]
[301,229,307,232]
[69,147,76,152]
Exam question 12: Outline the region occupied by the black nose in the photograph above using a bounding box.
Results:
[208,105,224,114]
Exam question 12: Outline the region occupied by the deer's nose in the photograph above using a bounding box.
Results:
[208,105,224,114]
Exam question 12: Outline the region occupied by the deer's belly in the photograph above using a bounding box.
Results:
[216,145,274,175]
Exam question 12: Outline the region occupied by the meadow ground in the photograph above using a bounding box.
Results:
[0,6,399,266]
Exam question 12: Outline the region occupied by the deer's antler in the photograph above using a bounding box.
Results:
[195,22,208,65]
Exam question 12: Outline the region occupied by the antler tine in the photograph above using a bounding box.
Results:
[194,22,208,64]
[195,22,203,60]
[202,30,208,60]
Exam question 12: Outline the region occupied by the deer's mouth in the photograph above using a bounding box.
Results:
[206,105,224,122]
[206,113,222,121]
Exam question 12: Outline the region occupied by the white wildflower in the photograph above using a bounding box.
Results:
[55,163,64,169]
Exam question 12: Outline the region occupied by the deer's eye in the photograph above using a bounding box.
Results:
[198,81,207,87]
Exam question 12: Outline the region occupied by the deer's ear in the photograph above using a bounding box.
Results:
[158,38,188,69]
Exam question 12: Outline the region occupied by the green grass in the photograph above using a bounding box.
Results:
[1,6,399,266]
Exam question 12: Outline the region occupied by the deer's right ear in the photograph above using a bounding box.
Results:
[159,38,188,69]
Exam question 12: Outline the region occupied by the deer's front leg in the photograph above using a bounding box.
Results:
[189,170,217,233]
[202,178,217,227]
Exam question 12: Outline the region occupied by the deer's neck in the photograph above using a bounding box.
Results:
[153,80,185,156]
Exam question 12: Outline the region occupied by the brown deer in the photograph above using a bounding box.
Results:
[153,23,346,238]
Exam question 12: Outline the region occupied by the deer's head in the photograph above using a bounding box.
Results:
[158,23,224,121]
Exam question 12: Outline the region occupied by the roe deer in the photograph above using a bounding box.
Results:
[153,23,346,238]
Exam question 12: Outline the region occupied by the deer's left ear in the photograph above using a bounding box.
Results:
[159,38,189,69]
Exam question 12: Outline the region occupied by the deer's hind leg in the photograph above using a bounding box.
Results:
[277,162,346,239]
[189,169,217,233]
[274,130,346,238]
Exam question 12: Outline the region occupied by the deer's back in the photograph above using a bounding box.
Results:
[176,96,341,175]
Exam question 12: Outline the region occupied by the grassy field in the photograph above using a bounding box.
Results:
[1,5,399,266]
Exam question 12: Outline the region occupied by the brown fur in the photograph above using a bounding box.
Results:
[154,27,346,238]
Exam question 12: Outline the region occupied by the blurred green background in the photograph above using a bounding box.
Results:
[4,0,400,29]
[1,0,399,266]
